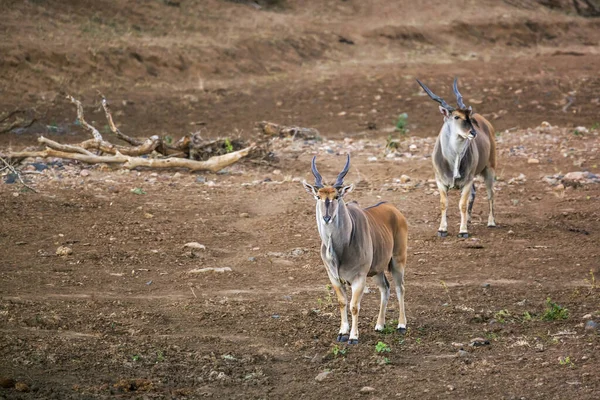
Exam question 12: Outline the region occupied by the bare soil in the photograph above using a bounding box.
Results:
[1,1,599,399]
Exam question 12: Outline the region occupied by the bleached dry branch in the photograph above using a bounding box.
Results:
[100,96,143,146]
[67,95,103,141]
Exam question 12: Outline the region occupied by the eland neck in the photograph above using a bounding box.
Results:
[315,199,353,248]
[439,122,471,180]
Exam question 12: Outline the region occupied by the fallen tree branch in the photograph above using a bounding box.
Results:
[6,144,256,172]
[67,95,103,141]
[0,156,37,193]
[100,96,143,146]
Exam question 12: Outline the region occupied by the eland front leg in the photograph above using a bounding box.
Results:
[348,275,367,345]
[373,272,390,332]
[330,281,349,342]
[458,181,474,238]
[436,182,449,237]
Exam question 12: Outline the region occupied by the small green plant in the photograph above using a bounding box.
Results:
[132,354,141,362]
[331,344,347,357]
[494,309,512,323]
[521,311,533,322]
[375,341,391,353]
[558,356,574,367]
[542,298,569,321]
[386,134,401,151]
[378,357,391,365]
[573,129,584,136]
[415,337,422,345]
[156,351,165,362]
[164,135,173,145]
[131,187,146,195]
[591,122,600,130]
[395,113,408,133]
[47,123,59,133]
[224,138,234,153]
[379,320,398,335]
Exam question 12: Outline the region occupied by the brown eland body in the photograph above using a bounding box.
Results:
[417,78,497,238]
[302,155,409,344]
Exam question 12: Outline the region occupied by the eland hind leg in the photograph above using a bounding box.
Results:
[389,257,407,335]
[373,272,390,332]
[483,168,496,227]
[458,181,474,238]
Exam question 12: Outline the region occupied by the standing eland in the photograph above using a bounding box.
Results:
[417,78,497,238]
[302,155,409,344]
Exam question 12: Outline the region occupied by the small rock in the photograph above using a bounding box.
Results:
[540,121,551,128]
[409,144,417,151]
[248,257,256,262]
[508,230,514,234]
[80,169,90,177]
[338,111,347,116]
[15,382,30,392]
[399,174,411,183]
[367,156,378,162]
[188,267,232,274]
[315,370,332,382]
[360,386,376,393]
[0,377,15,389]
[482,283,491,288]
[584,320,598,332]
[173,172,182,179]
[469,338,490,347]
[183,242,206,250]
[582,314,592,319]
[574,126,589,134]
[196,176,206,183]
[553,184,565,191]
[239,213,250,218]
[527,158,540,164]
[457,349,469,357]
[56,246,73,256]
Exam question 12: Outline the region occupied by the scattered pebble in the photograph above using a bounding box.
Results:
[367,156,378,162]
[399,174,411,183]
[80,169,90,177]
[196,176,206,183]
[188,267,232,274]
[527,158,540,164]
[183,242,206,250]
[248,257,256,262]
[56,246,72,256]
[315,371,332,382]
[360,386,376,393]
[240,213,250,218]
[469,338,490,347]
[584,320,598,332]
[457,349,469,357]
[482,283,491,288]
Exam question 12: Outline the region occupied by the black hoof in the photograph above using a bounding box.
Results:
[348,338,359,345]
[336,334,349,343]
[437,230,448,238]
[397,327,407,335]
[487,224,497,229]
[458,232,469,238]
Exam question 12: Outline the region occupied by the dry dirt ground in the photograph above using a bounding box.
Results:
[1,1,600,399]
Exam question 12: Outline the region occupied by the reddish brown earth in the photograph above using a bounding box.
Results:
[1,1,599,399]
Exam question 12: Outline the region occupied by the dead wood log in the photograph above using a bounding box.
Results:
[5,143,256,172]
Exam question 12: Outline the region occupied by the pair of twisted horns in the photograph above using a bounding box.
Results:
[416,77,467,111]
[311,154,350,189]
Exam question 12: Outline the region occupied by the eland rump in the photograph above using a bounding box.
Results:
[417,78,497,238]
[302,155,408,344]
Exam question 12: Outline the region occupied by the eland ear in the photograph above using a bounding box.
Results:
[302,181,318,198]
[338,184,354,197]
[439,106,451,119]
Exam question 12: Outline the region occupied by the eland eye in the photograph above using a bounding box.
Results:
[454,116,460,120]
[334,195,339,200]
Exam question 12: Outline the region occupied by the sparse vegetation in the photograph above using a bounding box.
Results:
[330,344,347,357]
[131,187,146,195]
[395,113,409,134]
[494,309,512,323]
[542,298,569,321]
[224,138,234,153]
[558,356,574,367]
[375,341,391,353]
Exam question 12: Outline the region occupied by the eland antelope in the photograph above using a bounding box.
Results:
[417,78,497,238]
[302,155,408,344]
